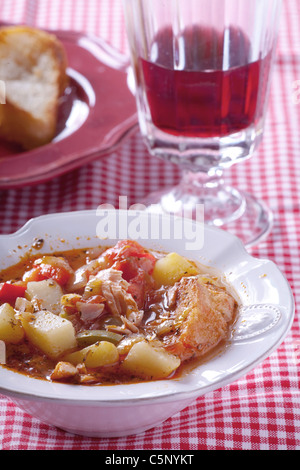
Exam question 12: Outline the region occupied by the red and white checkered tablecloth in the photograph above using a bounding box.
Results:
[0,0,299,451]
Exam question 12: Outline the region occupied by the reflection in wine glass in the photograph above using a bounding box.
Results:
[123,0,282,247]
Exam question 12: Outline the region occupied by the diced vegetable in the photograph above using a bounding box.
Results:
[104,240,156,276]
[152,252,199,286]
[0,282,26,304]
[20,310,77,359]
[102,240,157,308]
[76,330,123,347]
[121,340,180,379]
[83,277,103,298]
[26,279,63,314]
[64,341,119,368]
[23,255,73,286]
[60,293,81,306]
[22,266,44,283]
[60,293,81,317]
[15,297,34,313]
[0,303,24,344]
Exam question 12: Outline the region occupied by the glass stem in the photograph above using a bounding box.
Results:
[172,168,245,225]
[179,169,225,200]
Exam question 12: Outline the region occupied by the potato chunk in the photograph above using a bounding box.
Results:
[26,279,63,314]
[152,252,199,286]
[64,341,119,368]
[21,310,76,359]
[0,303,24,343]
[121,340,180,379]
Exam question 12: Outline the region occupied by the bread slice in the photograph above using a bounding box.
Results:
[0,25,68,150]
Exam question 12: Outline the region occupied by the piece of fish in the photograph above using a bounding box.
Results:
[145,275,237,361]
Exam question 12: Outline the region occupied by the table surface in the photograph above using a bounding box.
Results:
[0,0,299,451]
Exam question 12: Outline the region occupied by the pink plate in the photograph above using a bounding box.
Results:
[0,29,138,189]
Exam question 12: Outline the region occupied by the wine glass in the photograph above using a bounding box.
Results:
[123,0,282,247]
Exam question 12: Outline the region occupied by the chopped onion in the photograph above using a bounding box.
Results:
[15,297,34,313]
[76,301,105,322]
[68,268,89,291]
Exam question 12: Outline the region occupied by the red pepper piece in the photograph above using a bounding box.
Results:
[0,282,27,304]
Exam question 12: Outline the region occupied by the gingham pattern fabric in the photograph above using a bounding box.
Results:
[0,0,299,450]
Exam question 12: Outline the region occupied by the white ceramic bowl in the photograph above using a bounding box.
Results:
[0,210,294,437]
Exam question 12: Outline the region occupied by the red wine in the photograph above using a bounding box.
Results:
[141,26,271,138]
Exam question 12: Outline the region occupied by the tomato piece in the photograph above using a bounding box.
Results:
[22,256,73,286]
[37,264,71,285]
[104,240,156,275]
[102,240,157,308]
[113,258,139,282]
[23,266,47,283]
[0,282,27,304]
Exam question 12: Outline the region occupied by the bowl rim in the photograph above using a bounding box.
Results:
[0,210,295,406]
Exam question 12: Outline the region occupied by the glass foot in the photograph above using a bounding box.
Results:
[217,191,273,248]
[142,172,273,248]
